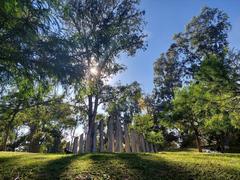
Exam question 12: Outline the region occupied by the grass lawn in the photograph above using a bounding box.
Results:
[0,150,240,180]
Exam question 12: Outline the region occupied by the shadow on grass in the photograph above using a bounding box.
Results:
[1,152,240,179]
[37,154,83,179]
[0,154,30,179]
[85,153,193,180]
[0,153,86,179]
[86,153,240,180]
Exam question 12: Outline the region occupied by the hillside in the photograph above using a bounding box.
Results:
[0,150,240,180]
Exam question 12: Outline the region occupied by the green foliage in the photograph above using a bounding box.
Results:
[152,7,240,151]
[230,112,240,129]
[106,82,142,124]
[132,114,164,145]
[15,102,76,152]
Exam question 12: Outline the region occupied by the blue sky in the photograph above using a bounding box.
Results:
[110,0,240,94]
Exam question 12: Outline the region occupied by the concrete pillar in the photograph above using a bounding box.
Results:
[107,117,114,152]
[145,140,150,152]
[72,137,79,154]
[149,143,154,153]
[99,120,104,152]
[124,123,131,153]
[140,134,146,152]
[135,132,140,153]
[78,134,84,154]
[153,144,158,153]
[66,141,71,151]
[130,130,136,152]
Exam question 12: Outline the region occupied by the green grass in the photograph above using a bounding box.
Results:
[0,150,240,180]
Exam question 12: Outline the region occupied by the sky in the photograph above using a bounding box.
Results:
[110,0,240,94]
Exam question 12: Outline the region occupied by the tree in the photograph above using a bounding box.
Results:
[105,82,142,125]
[132,114,164,146]
[173,83,206,152]
[172,7,231,79]
[0,0,84,86]
[153,47,182,122]
[153,7,240,152]
[173,53,240,152]
[65,0,146,152]
[14,102,76,152]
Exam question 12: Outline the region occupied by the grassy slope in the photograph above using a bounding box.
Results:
[0,150,240,180]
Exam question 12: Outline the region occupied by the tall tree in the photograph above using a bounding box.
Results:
[65,0,146,152]
[172,7,231,79]
[153,48,182,123]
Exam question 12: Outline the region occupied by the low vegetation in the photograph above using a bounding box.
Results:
[0,150,240,180]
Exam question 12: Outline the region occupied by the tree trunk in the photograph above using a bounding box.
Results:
[1,128,10,151]
[86,117,94,152]
[29,125,41,153]
[86,95,98,152]
[194,128,202,152]
[92,122,97,152]
[1,105,20,151]
[99,120,104,152]
[190,120,202,153]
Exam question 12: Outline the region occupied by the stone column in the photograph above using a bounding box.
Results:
[145,140,150,152]
[149,143,154,153]
[124,123,131,153]
[140,134,146,152]
[78,134,84,154]
[66,141,71,151]
[72,137,79,154]
[99,120,104,152]
[115,118,123,152]
[135,132,140,153]
[107,117,114,152]
[130,130,136,152]
[153,144,158,153]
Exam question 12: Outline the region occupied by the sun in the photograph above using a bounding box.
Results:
[90,67,98,76]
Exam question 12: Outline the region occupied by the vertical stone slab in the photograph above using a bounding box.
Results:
[140,134,146,152]
[153,144,157,153]
[92,122,98,152]
[78,134,84,154]
[130,130,137,152]
[135,132,140,153]
[124,123,131,153]
[149,143,154,153]
[145,140,150,152]
[107,117,114,152]
[115,118,123,152]
[99,120,104,152]
[66,141,71,151]
[72,137,79,155]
